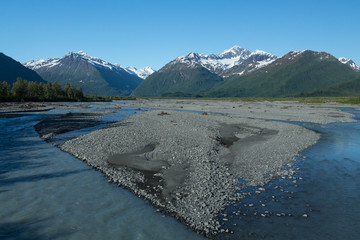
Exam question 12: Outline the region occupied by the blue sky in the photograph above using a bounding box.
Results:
[1,0,359,70]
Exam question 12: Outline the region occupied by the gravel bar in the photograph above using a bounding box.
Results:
[60,108,321,236]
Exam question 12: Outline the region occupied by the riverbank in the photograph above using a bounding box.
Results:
[0,102,94,114]
[59,98,356,236]
[0,102,55,114]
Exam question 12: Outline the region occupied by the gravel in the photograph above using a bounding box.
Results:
[60,108,320,236]
[119,99,356,124]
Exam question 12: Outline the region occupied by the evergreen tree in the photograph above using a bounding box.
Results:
[52,82,63,99]
[65,83,76,99]
[0,81,10,100]
[26,81,41,100]
[75,87,84,100]
[44,83,55,100]
[12,77,28,101]
[1,80,84,102]
[38,82,46,100]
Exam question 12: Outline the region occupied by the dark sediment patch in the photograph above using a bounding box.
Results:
[219,123,278,148]
[107,144,169,172]
[106,144,186,201]
[161,163,188,200]
[34,112,103,140]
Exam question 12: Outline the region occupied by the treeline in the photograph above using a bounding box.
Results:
[0,78,84,101]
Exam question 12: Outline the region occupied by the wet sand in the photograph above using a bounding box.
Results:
[34,112,104,140]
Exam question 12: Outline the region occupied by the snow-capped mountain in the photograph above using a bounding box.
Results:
[25,51,155,80]
[338,57,360,72]
[223,49,277,77]
[24,57,61,70]
[123,66,155,79]
[167,46,276,76]
[134,47,360,98]
[25,51,125,72]
[24,51,143,96]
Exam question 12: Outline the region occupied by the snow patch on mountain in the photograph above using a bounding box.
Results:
[221,49,277,78]
[338,57,360,71]
[24,58,61,70]
[286,50,307,60]
[124,66,155,79]
[248,50,277,71]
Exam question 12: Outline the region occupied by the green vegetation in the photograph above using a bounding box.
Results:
[0,78,84,102]
[298,77,360,97]
[0,81,10,100]
[132,64,223,96]
[206,51,360,97]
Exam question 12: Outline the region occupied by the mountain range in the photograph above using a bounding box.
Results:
[1,46,360,98]
[133,46,360,97]
[24,51,154,96]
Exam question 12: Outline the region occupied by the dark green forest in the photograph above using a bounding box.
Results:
[0,78,84,101]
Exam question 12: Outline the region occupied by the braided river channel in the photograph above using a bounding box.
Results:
[0,103,359,240]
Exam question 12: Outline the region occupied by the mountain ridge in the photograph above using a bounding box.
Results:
[206,50,360,97]
[12,46,360,98]
[24,51,143,96]
[133,47,360,97]
[0,52,46,85]
[167,46,276,76]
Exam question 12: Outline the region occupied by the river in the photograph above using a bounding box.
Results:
[0,104,359,239]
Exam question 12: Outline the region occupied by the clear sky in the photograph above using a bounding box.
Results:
[1,0,359,70]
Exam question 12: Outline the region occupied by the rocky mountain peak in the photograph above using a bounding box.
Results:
[338,57,360,72]
[219,45,251,59]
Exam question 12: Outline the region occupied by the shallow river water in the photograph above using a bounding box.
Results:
[0,104,359,240]
[220,107,360,240]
